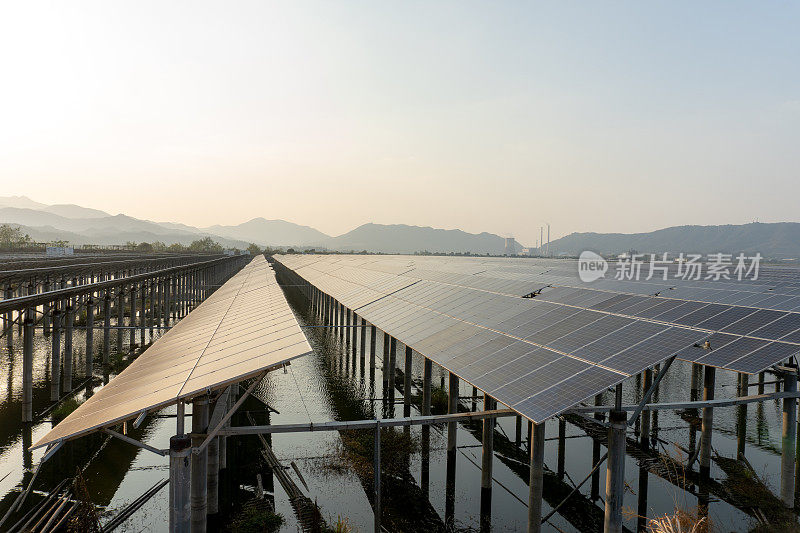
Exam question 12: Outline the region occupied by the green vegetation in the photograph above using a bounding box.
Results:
[247,243,263,256]
[52,398,83,423]
[189,236,224,252]
[227,500,284,533]
[0,224,32,246]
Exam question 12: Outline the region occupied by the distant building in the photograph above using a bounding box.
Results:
[504,238,516,256]
[46,246,73,257]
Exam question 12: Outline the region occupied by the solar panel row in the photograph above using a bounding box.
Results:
[34,256,312,449]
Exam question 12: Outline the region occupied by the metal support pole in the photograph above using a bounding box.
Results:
[170,434,191,533]
[699,366,715,478]
[22,305,34,422]
[370,325,376,368]
[423,357,432,416]
[446,372,459,528]
[5,285,12,348]
[604,385,627,533]
[528,422,545,533]
[191,397,209,532]
[781,367,797,508]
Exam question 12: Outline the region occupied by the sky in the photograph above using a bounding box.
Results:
[0,1,798,246]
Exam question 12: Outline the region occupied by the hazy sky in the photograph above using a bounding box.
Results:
[1,2,798,246]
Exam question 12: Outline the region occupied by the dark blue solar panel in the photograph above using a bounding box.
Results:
[722,309,787,335]
[512,365,624,423]
[731,342,800,374]
[548,315,634,354]
[748,313,800,341]
[673,304,731,327]
[695,337,768,368]
[694,306,758,332]
[651,301,709,323]
[602,327,705,376]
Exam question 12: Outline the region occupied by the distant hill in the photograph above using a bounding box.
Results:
[325,223,523,255]
[204,218,330,247]
[43,204,109,218]
[548,222,800,258]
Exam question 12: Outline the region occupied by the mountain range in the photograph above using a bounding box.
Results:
[548,223,800,259]
[3,195,799,258]
[0,196,523,254]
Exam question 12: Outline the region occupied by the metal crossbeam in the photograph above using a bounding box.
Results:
[217,408,516,436]
[103,428,168,456]
[569,391,800,414]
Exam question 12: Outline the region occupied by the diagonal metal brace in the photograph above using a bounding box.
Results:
[195,371,267,454]
[103,428,168,456]
[627,355,675,426]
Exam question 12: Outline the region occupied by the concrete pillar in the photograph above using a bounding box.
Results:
[86,296,94,378]
[51,306,61,401]
[360,317,366,366]
[528,422,545,533]
[129,284,137,350]
[447,373,459,451]
[481,396,495,529]
[690,363,701,401]
[604,407,627,533]
[191,396,209,532]
[207,434,219,516]
[699,366,715,478]
[22,305,34,422]
[388,337,397,393]
[781,368,797,508]
[170,434,191,533]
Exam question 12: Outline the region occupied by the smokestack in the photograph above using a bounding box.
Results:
[546,224,550,257]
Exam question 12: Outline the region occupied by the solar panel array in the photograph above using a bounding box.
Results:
[33,255,312,450]
[275,254,800,423]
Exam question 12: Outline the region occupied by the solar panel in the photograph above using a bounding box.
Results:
[695,337,768,368]
[731,342,800,374]
[693,306,759,332]
[722,309,787,335]
[33,256,312,450]
[748,313,800,341]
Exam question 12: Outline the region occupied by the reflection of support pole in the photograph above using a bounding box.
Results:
[103,291,111,365]
[781,367,797,508]
[699,366,715,479]
[446,372,458,528]
[636,465,649,533]
[191,397,209,533]
[640,369,652,449]
[527,422,545,533]
[604,385,626,533]
[737,374,749,460]
[22,305,34,422]
[64,302,74,393]
[404,347,412,417]
[51,307,61,401]
[591,394,603,500]
[373,424,381,533]
[557,418,566,478]
[421,357,432,496]
[516,415,523,447]
[480,396,495,531]
[86,297,94,378]
[170,434,191,533]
